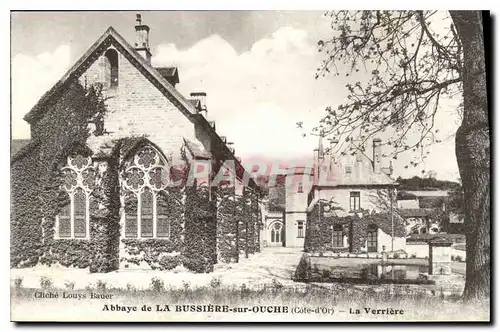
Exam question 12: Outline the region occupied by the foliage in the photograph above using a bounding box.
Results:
[293,254,312,281]
[14,277,23,289]
[40,276,53,289]
[216,186,238,263]
[150,277,165,292]
[11,82,107,269]
[305,202,405,253]
[314,10,462,169]
[396,176,461,191]
[210,277,222,289]
[96,280,107,291]
[65,281,75,290]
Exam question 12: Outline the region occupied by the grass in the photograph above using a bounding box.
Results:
[11,278,488,321]
[11,281,458,307]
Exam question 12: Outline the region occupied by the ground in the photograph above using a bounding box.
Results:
[11,247,481,322]
[11,247,305,290]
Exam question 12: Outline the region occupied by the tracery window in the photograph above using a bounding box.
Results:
[56,155,95,239]
[121,146,171,239]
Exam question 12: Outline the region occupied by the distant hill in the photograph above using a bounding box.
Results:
[396,176,461,191]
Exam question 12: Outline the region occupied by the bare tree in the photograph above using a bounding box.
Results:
[316,10,489,301]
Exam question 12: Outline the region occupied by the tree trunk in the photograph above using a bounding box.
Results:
[450,11,490,302]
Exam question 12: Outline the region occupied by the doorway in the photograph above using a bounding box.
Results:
[268,221,284,247]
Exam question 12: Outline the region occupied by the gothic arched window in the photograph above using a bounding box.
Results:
[56,155,94,239]
[121,146,171,238]
[104,49,119,88]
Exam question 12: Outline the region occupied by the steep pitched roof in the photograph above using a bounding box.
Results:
[24,27,198,123]
[398,208,433,218]
[155,66,179,86]
[183,138,212,160]
[21,26,260,192]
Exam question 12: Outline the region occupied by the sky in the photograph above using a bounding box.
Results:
[11,11,462,181]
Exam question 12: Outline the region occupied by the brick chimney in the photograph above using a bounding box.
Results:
[134,14,152,63]
[329,138,339,167]
[190,92,207,118]
[313,148,319,184]
[372,138,382,173]
[227,142,235,154]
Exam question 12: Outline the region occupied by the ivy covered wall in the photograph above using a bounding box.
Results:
[216,185,238,263]
[305,200,406,253]
[11,82,108,269]
[11,80,263,274]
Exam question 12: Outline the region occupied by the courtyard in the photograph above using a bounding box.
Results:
[11,247,306,291]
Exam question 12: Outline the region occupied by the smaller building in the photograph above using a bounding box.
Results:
[304,136,405,254]
[399,208,441,235]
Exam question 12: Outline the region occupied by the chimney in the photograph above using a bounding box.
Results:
[220,136,227,144]
[372,138,382,173]
[329,138,339,167]
[313,148,319,184]
[227,142,235,154]
[356,150,364,182]
[318,133,324,161]
[190,92,207,118]
[134,14,152,63]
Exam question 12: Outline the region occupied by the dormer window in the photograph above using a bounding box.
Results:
[104,49,119,88]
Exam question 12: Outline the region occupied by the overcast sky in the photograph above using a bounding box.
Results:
[11,11,461,181]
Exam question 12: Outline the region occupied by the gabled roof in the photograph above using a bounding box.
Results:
[155,66,179,86]
[183,137,212,160]
[405,190,449,197]
[20,26,260,192]
[24,26,198,123]
[398,208,433,218]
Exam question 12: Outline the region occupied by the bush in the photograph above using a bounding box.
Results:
[322,269,332,279]
[240,283,250,298]
[159,255,181,271]
[64,281,75,290]
[454,255,463,262]
[271,278,283,291]
[182,280,191,292]
[410,254,417,259]
[150,277,164,292]
[14,277,23,289]
[40,276,53,289]
[126,283,136,292]
[210,276,222,289]
[293,255,311,281]
[96,280,107,291]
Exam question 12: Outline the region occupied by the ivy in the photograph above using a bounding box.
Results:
[11,81,107,269]
[11,79,262,274]
[305,202,405,253]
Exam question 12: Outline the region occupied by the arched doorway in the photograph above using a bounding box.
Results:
[268,221,284,247]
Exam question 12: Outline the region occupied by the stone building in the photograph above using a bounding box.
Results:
[304,136,406,254]
[11,15,261,273]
